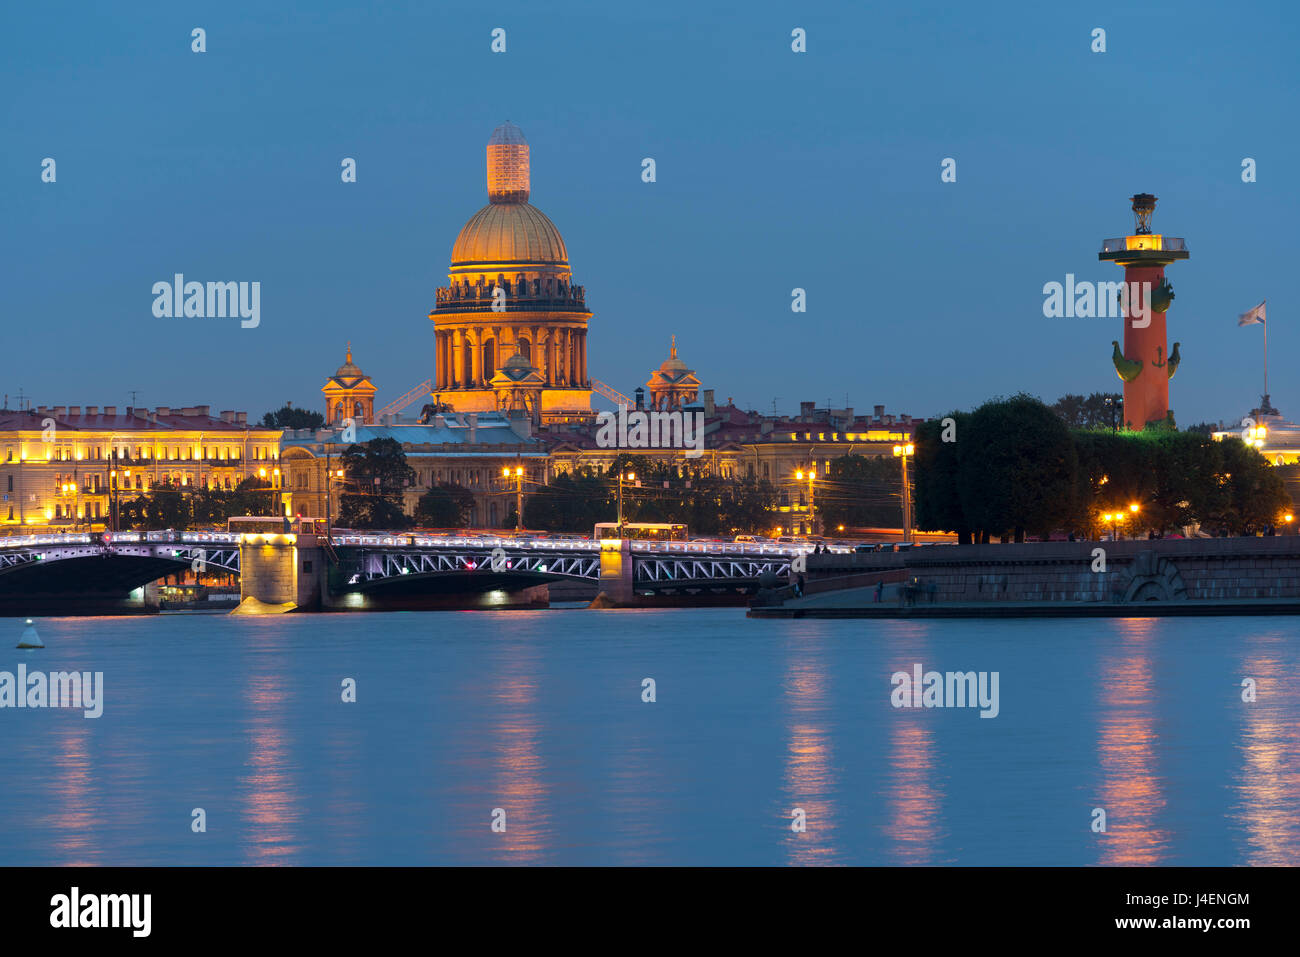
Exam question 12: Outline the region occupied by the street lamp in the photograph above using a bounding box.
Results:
[325,467,345,538]
[794,468,817,537]
[1101,510,1126,540]
[893,443,915,544]
[108,468,131,532]
[502,465,525,532]
[617,470,636,533]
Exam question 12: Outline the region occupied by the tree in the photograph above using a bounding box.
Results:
[415,484,475,528]
[818,454,902,530]
[914,412,973,542]
[957,394,1077,542]
[261,404,325,431]
[337,437,414,529]
[1052,392,1123,430]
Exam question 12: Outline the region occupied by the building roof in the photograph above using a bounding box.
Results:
[281,415,541,451]
[0,407,270,433]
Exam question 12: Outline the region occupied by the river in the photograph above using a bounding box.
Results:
[1,608,1296,865]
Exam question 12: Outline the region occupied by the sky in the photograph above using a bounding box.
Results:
[3,0,1298,427]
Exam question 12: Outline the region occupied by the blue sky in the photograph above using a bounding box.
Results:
[3,0,1297,425]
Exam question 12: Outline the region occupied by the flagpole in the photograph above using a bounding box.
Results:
[1264,315,1269,401]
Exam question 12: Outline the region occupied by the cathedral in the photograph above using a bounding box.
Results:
[428,123,593,425]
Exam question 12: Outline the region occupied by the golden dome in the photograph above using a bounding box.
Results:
[450,202,569,266]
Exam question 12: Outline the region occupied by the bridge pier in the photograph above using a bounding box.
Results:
[233,533,326,614]
[593,539,637,607]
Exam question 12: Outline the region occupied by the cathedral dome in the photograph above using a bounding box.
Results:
[450,202,569,267]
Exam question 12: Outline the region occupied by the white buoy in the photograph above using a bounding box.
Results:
[17,618,43,649]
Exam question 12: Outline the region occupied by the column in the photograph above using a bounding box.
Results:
[470,329,482,388]
[451,330,463,388]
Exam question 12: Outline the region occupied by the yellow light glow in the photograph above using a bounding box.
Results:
[1125,233,1163,251]
[1285,514,1294,523]
[502,467,510,477]
[795,471,803,479]
[1129,503,1139,513]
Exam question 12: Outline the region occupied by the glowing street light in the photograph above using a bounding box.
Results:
[616,469,637,533]
[503,465,526,532]
[794,468,818,537]
[893,443,915,543]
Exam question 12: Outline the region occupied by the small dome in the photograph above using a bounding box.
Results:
[503,350,534,370]
[658,336,690,374]
[451,202,568,266]
[335,343,364,377]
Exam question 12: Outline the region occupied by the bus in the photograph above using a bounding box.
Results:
[593,522,688,542]
[228,516,326,535]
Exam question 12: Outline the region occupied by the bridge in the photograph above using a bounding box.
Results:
[0,531,808,614]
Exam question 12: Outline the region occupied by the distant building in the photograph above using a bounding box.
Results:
[322,344,376,425]
[429,123,593,425]
[1212,396,1300,466]
[0,404,282,530]
[279,411,546,528]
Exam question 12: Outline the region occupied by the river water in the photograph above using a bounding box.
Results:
[0,608,1296,866]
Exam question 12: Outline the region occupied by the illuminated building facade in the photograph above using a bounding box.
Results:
[322,344,376,425]
[279,413,546,528]
[429,123,593,425]
[0,405,282,530]
[645,337,700,411]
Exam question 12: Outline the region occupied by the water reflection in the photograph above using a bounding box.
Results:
[782,634,838,864]
[1096,618,1168,865]
[1232,643,1300,865]
[883,626,948,864]
[48,720,102,866]
[487,639,550,864]
[240,654,302,864]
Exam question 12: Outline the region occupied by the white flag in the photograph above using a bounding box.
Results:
[1238,301,1266,326]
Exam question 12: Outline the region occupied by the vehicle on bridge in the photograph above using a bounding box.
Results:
[228,516,326,535]
[593,522,688,542]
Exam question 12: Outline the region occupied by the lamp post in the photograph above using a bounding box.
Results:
[617,470,636,533]
[1101,510,1126,541]
[502,465,525,532]
[893,443,915,543]
[325,467,345,538]
[794,468,817,537]
[108,468,131,532]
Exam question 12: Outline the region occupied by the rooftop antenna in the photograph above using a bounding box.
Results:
[128,390,140,407]
[16,389,27,411]
[771,397,782,415]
